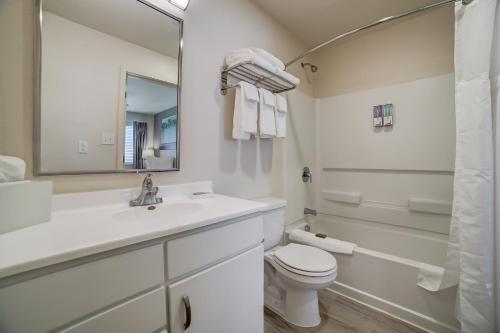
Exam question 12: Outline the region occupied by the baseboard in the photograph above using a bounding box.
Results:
[326,282,460,333]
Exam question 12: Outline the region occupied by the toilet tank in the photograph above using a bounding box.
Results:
[253,197,287,250]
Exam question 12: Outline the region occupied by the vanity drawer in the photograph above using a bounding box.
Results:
[61,287,167,333]
[166,215,263,279]
[0,244,164,333]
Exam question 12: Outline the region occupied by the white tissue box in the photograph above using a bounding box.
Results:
[0,180,52,234]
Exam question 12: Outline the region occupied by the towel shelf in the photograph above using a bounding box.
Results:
[220,61,297,95]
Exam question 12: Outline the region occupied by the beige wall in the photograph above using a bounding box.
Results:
[40,12,178,173]
[0,0,33,169]
[312,6,454,98]
[0,0,313,196]
[0,0,455,234]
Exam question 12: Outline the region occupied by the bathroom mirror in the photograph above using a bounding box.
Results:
[34,0,183,175]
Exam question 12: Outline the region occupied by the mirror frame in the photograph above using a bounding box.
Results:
[33,0,183,175]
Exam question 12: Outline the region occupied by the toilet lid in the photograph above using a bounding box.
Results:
[274,243,337,274]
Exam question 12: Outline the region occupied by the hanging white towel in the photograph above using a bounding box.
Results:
[258,88,277,138]
[0,155,26,183]
[232,82,259,140]
[288,229,357,254]
[275,94,287,138]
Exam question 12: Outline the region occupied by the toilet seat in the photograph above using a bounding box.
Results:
[273,243,337,277]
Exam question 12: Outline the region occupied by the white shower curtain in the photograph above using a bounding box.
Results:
[437,0,499,331]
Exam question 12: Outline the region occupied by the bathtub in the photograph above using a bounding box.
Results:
[287,216,460,333]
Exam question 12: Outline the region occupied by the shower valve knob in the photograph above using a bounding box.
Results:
[302,167,312,183]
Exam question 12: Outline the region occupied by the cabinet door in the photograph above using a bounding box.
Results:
[168,246,263,333]
[61,287,166,333]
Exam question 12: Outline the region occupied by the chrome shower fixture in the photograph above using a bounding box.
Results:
[301,62,318,72]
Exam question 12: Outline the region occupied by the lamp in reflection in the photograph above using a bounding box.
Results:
[170,0,190,10]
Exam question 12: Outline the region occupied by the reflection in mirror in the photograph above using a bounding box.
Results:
[37,0,182,174]
[123,74,178,170]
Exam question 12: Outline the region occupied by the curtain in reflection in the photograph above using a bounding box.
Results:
[133,121,148,169]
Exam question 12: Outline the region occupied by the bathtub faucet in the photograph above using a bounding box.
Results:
[304,208,317,216]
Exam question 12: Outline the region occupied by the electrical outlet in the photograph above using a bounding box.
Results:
[78,140,89,154]
[101,132,115,145]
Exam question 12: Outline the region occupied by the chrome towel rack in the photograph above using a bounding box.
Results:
[220,62,297,95]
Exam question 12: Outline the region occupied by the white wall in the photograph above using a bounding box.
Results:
[0,0,314,199]
[40,12,178,173]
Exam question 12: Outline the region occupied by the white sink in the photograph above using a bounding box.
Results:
[112,201,204,222]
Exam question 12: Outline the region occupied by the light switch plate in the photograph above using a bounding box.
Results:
[101,132,115,145]
[78,140,89,154]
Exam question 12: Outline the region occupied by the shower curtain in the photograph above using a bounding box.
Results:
[421,0,499,331]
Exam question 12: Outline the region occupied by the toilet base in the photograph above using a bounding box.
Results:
[264,285,321,328]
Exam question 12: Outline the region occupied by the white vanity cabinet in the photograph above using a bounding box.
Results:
[0,244,166,333]
[0,214,264,333]
[169,246,263,333]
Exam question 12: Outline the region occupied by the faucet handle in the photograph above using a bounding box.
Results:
[142,173,153,189]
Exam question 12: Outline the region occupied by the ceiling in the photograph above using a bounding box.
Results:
[43,0,180,58]
[127,75,178,114]
[251,0,444,49]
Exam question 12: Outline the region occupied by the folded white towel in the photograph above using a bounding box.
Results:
[225,48,276,71]
[275,69,301,86]
[258,88,277,138]
[275,94,287,138]
[250,48,285,71]
[288,229,357,254]
[0,155,26,183]
[233,82,259,140]
[225,49,300,86]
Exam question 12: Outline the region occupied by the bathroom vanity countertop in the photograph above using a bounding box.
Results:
[0,185,266,279]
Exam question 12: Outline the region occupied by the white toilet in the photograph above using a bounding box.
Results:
[255,197,337,328]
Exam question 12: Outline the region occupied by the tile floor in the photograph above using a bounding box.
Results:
[264,290,427,333]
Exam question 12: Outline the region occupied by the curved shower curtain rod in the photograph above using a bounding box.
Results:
[285,0,474,68]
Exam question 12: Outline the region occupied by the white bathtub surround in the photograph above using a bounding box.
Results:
[232,81,259,140]
[314,215,459,332]
[0,155,26,183]
[0,181,266,278]
[288,229,356,254]
[328,247,460,333]
[258,88,277,138]
[274,94,287,138]
[416,2,500,332]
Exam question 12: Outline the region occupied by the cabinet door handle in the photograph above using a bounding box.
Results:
[183,295,191,330]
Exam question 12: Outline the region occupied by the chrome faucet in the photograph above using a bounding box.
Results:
[129,174,163,207]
